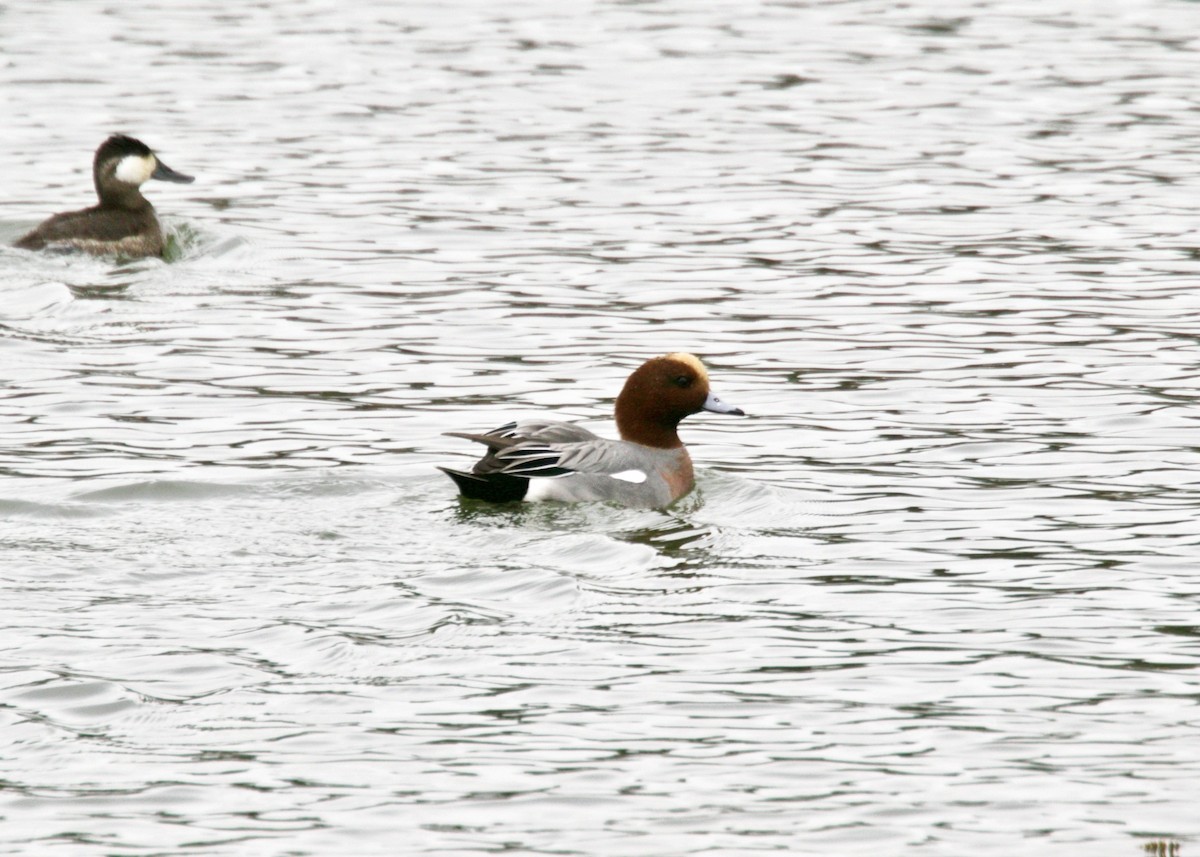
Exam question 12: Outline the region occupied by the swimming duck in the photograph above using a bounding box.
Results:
[441,353,745,508]
[15,134,194,258]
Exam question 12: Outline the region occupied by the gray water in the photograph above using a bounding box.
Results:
[2,1,1198,855]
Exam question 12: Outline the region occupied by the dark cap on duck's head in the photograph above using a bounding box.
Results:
[96,134,154,164]
[614,352,744,448]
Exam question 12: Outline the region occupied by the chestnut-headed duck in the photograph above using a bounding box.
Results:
[440,353,745,508]
[15,135,194,258]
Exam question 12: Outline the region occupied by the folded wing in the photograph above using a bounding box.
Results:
[445,420,635,480]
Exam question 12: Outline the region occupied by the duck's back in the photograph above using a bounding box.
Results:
[16,204,164,257]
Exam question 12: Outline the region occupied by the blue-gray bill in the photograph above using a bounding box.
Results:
[702,391,744,416]
[152,160,194,183]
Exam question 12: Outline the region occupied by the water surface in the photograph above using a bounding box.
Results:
[2,1,1199,855]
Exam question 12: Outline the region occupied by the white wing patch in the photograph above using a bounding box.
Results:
[609,469,648,484]
[115,154,155,185]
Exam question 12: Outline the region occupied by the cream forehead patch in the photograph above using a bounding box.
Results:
[663,352,708,381]
[114,154,155,185]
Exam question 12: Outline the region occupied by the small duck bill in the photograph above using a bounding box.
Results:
[702,391,744,415]
[152,160,194,184]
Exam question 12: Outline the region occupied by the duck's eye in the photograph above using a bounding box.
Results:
[673,375,692,388]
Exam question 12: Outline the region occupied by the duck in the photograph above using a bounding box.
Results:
[15,134,194,258]
[440,353,745,508]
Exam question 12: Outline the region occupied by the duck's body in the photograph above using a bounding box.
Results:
[15,135,193,258]
[441,353,745,509]
[16,205,169,257]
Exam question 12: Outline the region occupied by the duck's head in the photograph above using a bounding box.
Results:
[93,134,193,203]
[614,352,745,448]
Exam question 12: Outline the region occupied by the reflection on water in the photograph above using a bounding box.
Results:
[2,0,1200,855]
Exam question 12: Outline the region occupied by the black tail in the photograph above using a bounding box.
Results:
[439,467,529,503]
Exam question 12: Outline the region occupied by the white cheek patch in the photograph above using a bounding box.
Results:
[609,469,648,484]
[115,154,154,185]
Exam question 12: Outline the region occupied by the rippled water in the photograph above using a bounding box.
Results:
[2,1,1199,854]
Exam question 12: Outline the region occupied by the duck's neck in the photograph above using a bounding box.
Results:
[615,405,683,449]
[97,183,151,211]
